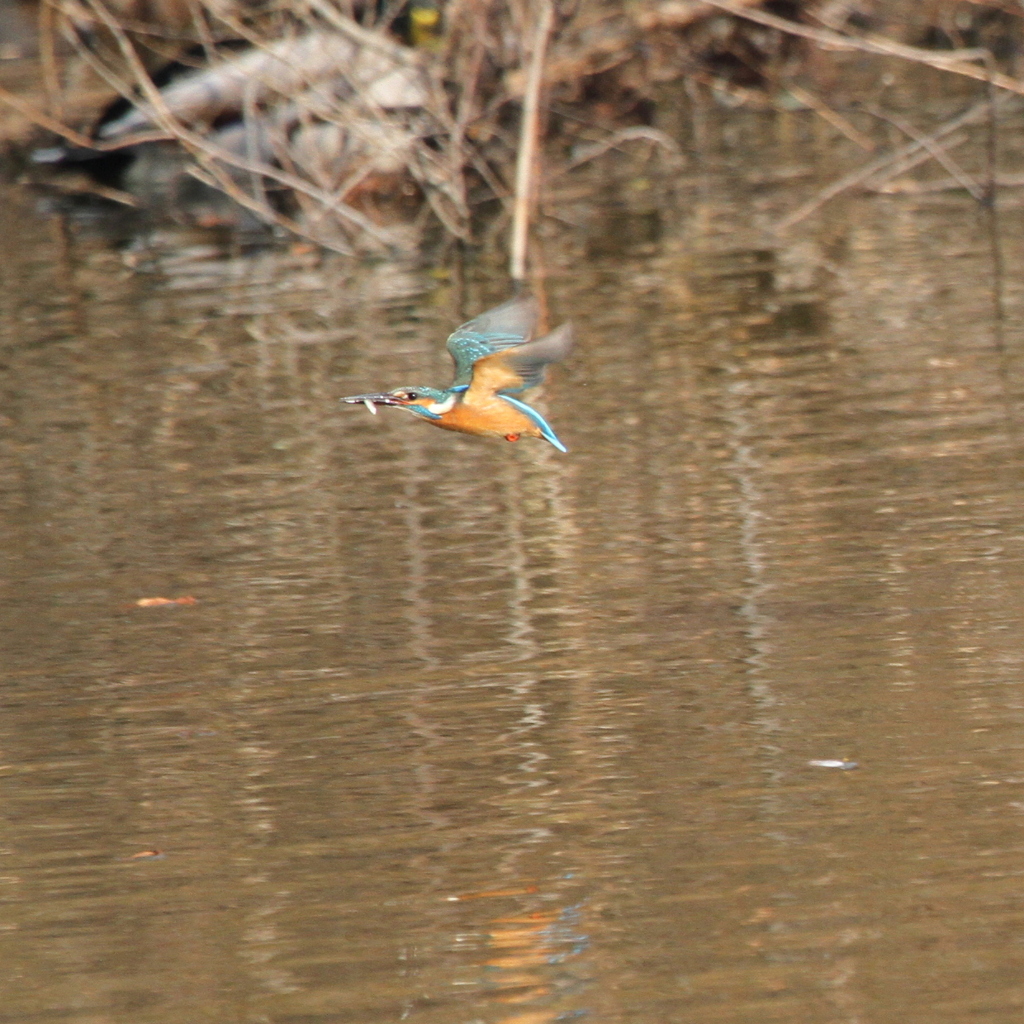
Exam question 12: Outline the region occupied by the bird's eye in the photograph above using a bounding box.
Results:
[403,391,419,400]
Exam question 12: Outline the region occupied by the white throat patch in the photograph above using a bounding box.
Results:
[426,394,457,415]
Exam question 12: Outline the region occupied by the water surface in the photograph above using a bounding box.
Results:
[3,111,1024,1022]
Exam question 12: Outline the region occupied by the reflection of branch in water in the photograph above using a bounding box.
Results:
[878,545,915,692]
[776,96,1021,231]
[721,374,780,757]
[499,415,581,660]
[398,430,441,670]
[236,741,301,998]
[401,683,455,895]
[864,107,982,199]
[500,456,538,662]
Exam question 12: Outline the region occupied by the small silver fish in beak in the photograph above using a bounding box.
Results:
[340,392,406,415]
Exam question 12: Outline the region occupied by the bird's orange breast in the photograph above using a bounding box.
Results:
[434,396,539,440]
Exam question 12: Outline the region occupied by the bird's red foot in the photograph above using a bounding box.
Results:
[504,433,521,442]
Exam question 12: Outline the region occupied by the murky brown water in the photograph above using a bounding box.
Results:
[4,107,1024,1022]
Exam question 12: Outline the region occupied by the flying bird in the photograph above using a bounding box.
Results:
[340,295,572,451]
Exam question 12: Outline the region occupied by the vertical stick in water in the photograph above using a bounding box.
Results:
[510,0,554,286]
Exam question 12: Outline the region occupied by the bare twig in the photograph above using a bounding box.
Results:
[552,125,683,176]
[42,0,1018,260]
[185,163,355,255]
[0,84,96,147]
[785,85,874,152]
[37,0,63,119]
[510,0,554,285]
[701,0,1024,96]
[775,94,1020,231]
[983,58,1006,353]
[868,172,1024,194]
[865,106,983,201]
[47,177,140,205]
[865,135,971,190]
[79,0,402,250]
[301,0,424,69]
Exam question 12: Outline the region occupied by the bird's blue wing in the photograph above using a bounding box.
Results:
[446,296,539,387]
[497,324,574,392]
[499,395,569,452]
[465,323,574,398]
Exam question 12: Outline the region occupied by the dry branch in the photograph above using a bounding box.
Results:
[700,0,1024,94]
[510,0,554,285]
[775,95,1020,231]
[12,0,1024,257]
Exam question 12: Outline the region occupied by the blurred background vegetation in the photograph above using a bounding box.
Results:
[1,0,1023,255]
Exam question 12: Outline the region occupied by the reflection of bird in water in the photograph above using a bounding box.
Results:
[341,296,573,452]
[482,906,589,1015]
[447,884,590,1020]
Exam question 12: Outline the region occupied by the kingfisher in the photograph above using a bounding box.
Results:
[340,295,573,451]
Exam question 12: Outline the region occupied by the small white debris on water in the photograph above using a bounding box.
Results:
[808,759,859,770]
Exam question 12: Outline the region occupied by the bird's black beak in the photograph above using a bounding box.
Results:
[340,392,405,414]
